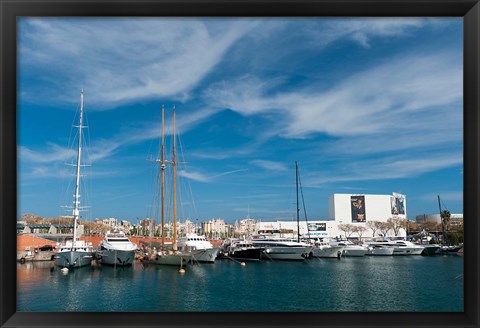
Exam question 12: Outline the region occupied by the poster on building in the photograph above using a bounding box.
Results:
[308,223,326,231]
[351,195,366,222]
[391,193,406,215]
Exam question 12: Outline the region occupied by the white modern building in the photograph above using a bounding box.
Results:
[256,193,408,240]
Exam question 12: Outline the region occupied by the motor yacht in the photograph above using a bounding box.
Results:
[96,231,138,266]
[329,239,368,257]
[177,233,220,263]
[307,240,344,258]
[366,244,394,256]
[369,240,425,255]
[251,236,311,261]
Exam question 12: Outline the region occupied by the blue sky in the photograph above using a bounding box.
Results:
[18,17,463,224]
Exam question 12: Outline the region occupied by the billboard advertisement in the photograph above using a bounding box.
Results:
[351,195,366,222]
[308,223,326,231]
[391,193,406,215]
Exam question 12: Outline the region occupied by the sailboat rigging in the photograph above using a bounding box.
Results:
[295,161,345,258]
[54,90,94,268]
[147,105,191,267]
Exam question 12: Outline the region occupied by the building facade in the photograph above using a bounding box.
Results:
[256,193,408,240]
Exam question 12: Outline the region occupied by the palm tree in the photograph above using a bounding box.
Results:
[441,210,451,244]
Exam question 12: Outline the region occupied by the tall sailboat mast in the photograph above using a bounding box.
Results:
[161,104,166,247]
[173,106,178,251]
[438,195,445,245]
[296,161,300,243]
[72,90,85,246]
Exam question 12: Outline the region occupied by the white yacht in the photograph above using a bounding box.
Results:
[177,233,220,263]
[251,237,311,261]
[369,240,425,255]
[366,244,394,256]
[96,231,138,266]
[329,239,368,257]
[55,238,95,268]
[308,240,344,258]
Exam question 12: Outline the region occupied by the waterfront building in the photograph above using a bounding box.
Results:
[234,218,258,238]
[256,192,409,241]
[101,217,117,228]
[202,218,228,239]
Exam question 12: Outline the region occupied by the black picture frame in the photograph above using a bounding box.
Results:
[1,1,479,327]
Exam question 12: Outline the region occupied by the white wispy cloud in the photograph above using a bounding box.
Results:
[304,154,463,186]
[19,18,259,108]
[250,160,288,172]
[19,145,76,163]
[207,51,461,140]
[178,168,248,182]
[317,18,436,47]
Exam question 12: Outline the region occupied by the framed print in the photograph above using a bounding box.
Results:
[1,0,479,328]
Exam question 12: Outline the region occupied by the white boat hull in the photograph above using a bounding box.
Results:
[55,250,93,268]
[190,248,219,263]
[96,249,136,266]
[310,245,344,258]
[263,247,310,261]
[342,247,368,257]
[367,247,394,256]
[392,247,424,255]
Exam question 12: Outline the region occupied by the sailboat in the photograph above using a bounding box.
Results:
[251,162,312,261]
[54,90,94,268]
[295,161,346,258]
[148,105,191,267]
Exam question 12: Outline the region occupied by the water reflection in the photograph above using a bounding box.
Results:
[17,257,463,312]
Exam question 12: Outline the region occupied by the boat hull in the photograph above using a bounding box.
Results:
[366,247,394,256]
[227,248,266,261]
[96,249,136,266]
[421,245,441,256]
[439,245,463,255]
[148,252,191,266]
[190,248,220,263]
[262,247,309,261]
[342,247,368,257]
[310,246,344,258]
[54,250,94,268]
[392,247,424,255]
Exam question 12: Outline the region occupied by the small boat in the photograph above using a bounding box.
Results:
[54,90,94,269]
[222,238,267,261]
[177,233,220,263]
[96,230,138,266]
[329,239,368,257]
[366,244,394,256]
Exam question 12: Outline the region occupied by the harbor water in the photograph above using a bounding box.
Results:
[17,256,463,312]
